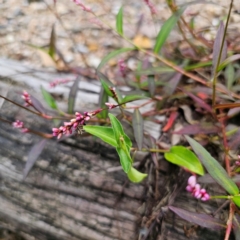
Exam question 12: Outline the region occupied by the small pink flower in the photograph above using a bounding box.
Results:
[186,175,210,202]
[52,110,101,139]
[118,59,127,77]
[12,120,29,133]
[22,90,32,107]
[105,102,117,109]
[49,78,73,88]
[188,175,197,187]
[12,120,24,128]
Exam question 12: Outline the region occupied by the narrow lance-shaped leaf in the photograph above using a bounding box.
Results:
[48,24,56,59]
[83,125,117,147]
[164,72,182,96]
[68,76,80,114]
[109,113,132,148]
[98,86,108,119]
[164,146,204,175]
[225,63,235,90]
[30,95,47,114]
[97,48,134,70]
[154,8,185,54]
[218,54,240,71]
[169,206,226,230]
[185,135,239,195]
[116,7,123,35]
[116,147,132,173]
[132,109,144,150]
[183,90,212,113]
[41,86,58,110]
[97,72,123,103]
[121,94,149,103]
[147,75,155,96]
[23,139,47,180]
[212,21,227,76]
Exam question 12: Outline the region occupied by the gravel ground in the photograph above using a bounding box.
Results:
[0,0,240,69]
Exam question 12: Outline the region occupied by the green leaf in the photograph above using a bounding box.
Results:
[83,125,117,147]
[116,147,132,173]
[132,109,144,150]
[127,166,147,183]
[41,86,58,110]
[154,8,184,54]
[48,24,56,58]
[185,136,239,195]
[121,94,149,103]
[99,77,114,98]
[148,75,155,96]
[116,7,123,35]
[108,113,132,149]
[98,72,123,103]
[225,63,235,90]
[218,54,240,71]
[97,48,134,70]
[164,146,204,175]
[212,21,227,76]
[232,195,240,207]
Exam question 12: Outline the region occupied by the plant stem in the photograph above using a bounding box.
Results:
[212,0,233,107]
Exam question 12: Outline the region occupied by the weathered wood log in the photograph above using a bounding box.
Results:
[0,58,230,240]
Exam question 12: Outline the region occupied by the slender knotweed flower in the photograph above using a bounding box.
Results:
[49,78,73,88]
[118,59,127,78]
[22,91,32,107]
[52,109,102,139]
[12,120,29,133]
[186,175,210,201]
[72,0,92,12]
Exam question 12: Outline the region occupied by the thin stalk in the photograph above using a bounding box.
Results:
[212,0,233,107]
[224,202,234,240]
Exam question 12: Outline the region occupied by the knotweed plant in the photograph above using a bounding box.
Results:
[1,0,240,239]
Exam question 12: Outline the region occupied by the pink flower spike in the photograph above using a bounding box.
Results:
[12,120,24,129]
[201,193,210,201]
[21,128,29,133]
[72,0,92,12]
[188,175,197,187]
[186,185,193,192]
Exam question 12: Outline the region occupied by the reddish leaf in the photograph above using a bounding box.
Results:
[174,123,219,135]
[169,206,226,230]
[228,101,240,117]
[23,139,47,180]
[162,111,178,132]
[30,95,47,114]
[183,90,212,113]
[163,72,182,95]
[68,76,80,114]
[212,21,227,76]
[197,92,208,100]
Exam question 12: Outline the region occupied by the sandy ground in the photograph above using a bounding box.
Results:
[0,0,239,69]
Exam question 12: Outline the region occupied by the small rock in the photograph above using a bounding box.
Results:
[87,54,101,68]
